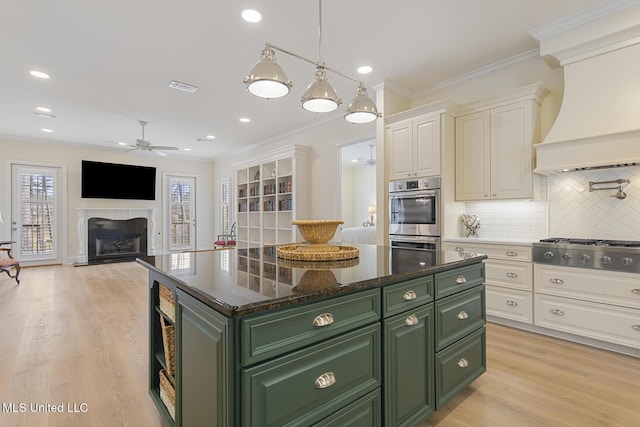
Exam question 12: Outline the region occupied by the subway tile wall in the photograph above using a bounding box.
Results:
[465,198,548,241]
[547,165,640,240]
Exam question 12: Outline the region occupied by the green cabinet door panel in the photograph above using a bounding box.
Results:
[384,304,435,427]
[435,327,486,408]
[435,263,485,299]
[241,323,381,427]
[435,286,486,351]
[177,289,232,427]
[315,390,382,427]
[382,276,434,318]
[241,289,380,366]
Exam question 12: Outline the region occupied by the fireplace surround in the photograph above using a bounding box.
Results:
[77,208,158,264]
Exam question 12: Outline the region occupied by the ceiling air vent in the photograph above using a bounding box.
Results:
[168,80,198,93]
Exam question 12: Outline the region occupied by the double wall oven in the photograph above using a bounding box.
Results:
[389,176,440,255]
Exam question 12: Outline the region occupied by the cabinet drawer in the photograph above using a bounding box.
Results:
[241,289,380,365]
[486,286,532,323]
[383,275,434,317]
[435,263,485,299]
[241,324,381,427]
[534,264,640,309]
[445,242,531,262]
[534,294,640,349]
[315,389,381,427]
[485,259,532,291]
[436,327,486,408]
[435,286,485,350]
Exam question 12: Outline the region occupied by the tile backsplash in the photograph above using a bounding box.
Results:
[548,165,640,240]
[464,199,548,241]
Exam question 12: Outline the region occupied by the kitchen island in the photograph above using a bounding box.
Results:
[138,244,487,427]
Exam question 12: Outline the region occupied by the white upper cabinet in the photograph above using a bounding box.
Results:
[455,84,547,201]
[388,113,440,179]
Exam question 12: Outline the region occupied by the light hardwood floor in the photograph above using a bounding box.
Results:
[1,263,639,426]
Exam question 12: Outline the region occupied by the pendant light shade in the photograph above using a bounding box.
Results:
[301,65,341,113]
[244,0,379,122]
[344,83,380,124]
[243,47,292,99]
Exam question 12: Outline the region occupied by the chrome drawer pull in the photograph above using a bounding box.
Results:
[403,290,417,301]
[631,289,640,294]
[454,246,464,252]
[550,278,564,285]
[456,276,467,284]
[457,311,469,320]
[505,272,518,278]
[458,358,469,368]
[632,325,640,332]
[405,314,419,326]
[505,300,518,307]
[506,251,518,257]
[550,309,565,316]
[312,313,334,327]
[314,372,336,389]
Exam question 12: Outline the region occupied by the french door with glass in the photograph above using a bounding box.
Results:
[11,164,63,265]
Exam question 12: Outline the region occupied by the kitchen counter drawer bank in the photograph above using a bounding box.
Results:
[139,244,487,427]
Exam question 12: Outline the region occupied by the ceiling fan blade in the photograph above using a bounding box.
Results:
[150,146,179,150]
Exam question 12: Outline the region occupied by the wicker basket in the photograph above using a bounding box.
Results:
[159,284,175,322]
[159,369,176,421]
[160,316,176,379]
[292,220,343,244]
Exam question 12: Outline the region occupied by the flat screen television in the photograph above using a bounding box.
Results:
[82,160,156,200]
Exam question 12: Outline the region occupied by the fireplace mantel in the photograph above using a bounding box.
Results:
[77,208,158,263]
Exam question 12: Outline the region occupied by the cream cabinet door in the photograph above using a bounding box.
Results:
[455,111,491,200]
[490,102,533,199]
[388,120,413,180]
[414,114,441,177]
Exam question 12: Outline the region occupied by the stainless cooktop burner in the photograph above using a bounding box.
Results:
[533,238,640,274]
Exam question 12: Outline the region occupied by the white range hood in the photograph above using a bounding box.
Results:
[531,1,640,175]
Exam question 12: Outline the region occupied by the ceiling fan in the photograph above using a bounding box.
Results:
[354,144,376,166]
[126,120,179,156]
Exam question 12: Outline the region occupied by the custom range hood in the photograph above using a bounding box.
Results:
[531,1,640,175]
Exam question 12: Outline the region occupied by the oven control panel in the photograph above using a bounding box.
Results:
[389,176,440,192]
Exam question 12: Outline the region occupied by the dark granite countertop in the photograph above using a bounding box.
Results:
[138,244,486,317]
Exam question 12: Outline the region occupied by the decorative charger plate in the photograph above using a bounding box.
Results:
[277,244,359,261]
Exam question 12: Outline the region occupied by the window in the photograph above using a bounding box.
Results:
[220,177,231,235]
[19,171,56,256]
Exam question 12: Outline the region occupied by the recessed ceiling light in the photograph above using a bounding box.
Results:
[184,148,192,152]
[36,106,51,112]
[357,65,372,74]
[168,80,198,93]
[33,112,56,118]
[30,70,50,79]
[239,117,251,123]
[242,9,262,23]
[41,128,53,133]
[118,142,128,146]
[206,135,216,139]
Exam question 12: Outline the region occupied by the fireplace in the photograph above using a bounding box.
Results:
[88,218,147,264]
[76,208,158,265]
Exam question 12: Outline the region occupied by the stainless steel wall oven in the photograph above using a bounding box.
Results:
[389,176,440,251]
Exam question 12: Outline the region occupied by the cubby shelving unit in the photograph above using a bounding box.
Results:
[234,144,310,294]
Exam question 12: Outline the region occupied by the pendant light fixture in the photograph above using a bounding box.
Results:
[243,0,380,123]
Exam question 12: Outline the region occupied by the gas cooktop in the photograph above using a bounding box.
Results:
[539,238,640,247]
[533,238,640,273]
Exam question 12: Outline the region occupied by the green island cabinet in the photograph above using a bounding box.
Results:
[145,253,486,427]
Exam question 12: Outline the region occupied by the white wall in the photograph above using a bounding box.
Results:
[0,137,216,264]
[342,166,376,228]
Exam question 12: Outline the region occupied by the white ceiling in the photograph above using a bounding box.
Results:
[0,0,605,160]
